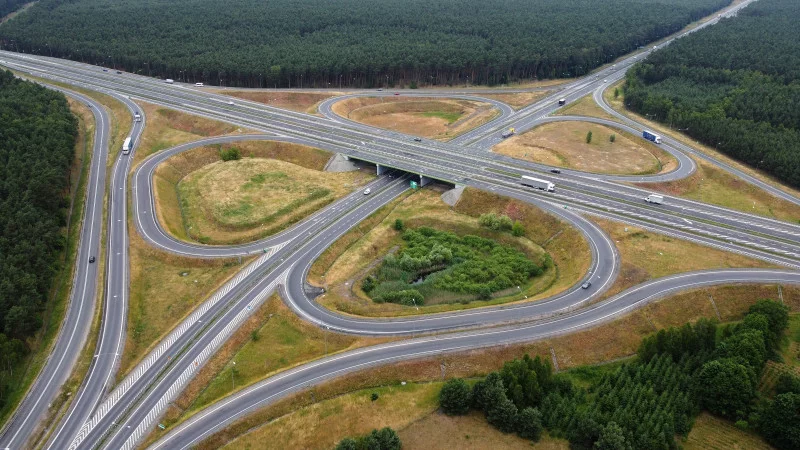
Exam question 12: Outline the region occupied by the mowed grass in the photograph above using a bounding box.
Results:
[684,413,773,450]
[481,91,553,110]
[190,284,800,450]
[331,96,499,141]
[219,90,340,115]
[119,229,250,378]
[494,121,676,175]
[592,217,777,299]
[602,81,800,218]
[153,141,371,244]
[635,157,800,223]
[312,187,576,317]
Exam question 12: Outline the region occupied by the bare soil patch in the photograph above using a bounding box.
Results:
[494,121,675,175]
[332,96,498,141]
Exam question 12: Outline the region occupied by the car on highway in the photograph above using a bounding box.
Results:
[134,112,141,122]
[363,188,371,195]
[227,100,234,105]
[413,137,422,142]
[89,256,96,263]
[603,79,607,83]
[116,70,122,74]
[394,93,399,95]
[377,88,383,91]
[195,82,204,87]
[550,169,561,174]
[102,69,108,72]
[581,281,591,289]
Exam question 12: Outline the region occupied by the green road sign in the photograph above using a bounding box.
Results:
[410,181,418,189]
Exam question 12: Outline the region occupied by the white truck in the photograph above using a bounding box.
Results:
[501,127,516,138]
[644,194,664,204]
[520,175,555,192]
[122,137,132,155]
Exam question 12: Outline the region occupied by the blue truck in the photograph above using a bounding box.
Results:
[642,130,662,144]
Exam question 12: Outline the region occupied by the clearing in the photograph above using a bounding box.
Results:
[154,142,372,244]
[332,96,499,141]
[494,121,675,175]
[592,217,778,299]
[311,187,589,317]
[684,413,773,450]
[218,90,339,115]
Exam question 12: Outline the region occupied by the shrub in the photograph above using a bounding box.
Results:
[586,131,593,143]
[440,378,472,415]
[220,147,241,161]
[511,220,525,236]
[609,134,616,143]
[517,407,543,441]
[393,218,404,231]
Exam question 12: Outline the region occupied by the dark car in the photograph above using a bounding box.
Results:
[581,281,592,289]
[102,69,108,72]
[116,70,122,74]
[89,256,96,263]
[550,169,561,174]
[413,137,422,142]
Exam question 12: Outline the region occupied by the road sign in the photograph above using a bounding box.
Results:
[410,181,418,189]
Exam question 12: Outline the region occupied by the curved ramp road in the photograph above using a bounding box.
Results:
[150,268,800,450]
[0,89,109,450]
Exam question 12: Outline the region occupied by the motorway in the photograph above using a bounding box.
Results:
[1,0,798,448]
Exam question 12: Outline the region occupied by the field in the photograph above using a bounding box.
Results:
[191,285,799,449]
[219,90,339,114]
[592,217,776,299]
[332,96,499,141]
[684,413,774,450]
[494,121,675,175]
[635,156,800,223]
[134,102,243,165]
[153,140,372,244]
[481,91,553,110]
[554,93,616,120]
[310,186,589,317]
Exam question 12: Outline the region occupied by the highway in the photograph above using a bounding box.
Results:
[1,0,798,448]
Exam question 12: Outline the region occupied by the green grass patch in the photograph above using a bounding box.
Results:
[420,110,462,124]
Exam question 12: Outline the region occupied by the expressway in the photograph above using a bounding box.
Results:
[1,0,798,448]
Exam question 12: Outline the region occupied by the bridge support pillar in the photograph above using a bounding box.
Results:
[376,164,388,176]
[419,175,433,187]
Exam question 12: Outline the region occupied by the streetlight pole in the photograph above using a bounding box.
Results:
[230,361,236,390]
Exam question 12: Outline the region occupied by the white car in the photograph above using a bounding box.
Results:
[363,188,371,195]
[195,82,204,87]
[603,79,608,83]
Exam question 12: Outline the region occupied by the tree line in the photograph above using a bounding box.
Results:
[0,0,729,88]
[439,299,798,449]
[0,69,78,409]
[624,0,800,188]
[0,0,28,18]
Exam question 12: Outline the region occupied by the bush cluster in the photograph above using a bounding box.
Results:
[334,427,401,450]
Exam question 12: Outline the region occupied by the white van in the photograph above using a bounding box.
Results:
[165,79,174,84]
[195,82,204,87]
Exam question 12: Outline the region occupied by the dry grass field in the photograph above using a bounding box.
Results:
[684,413,774,450]
[592,217,777,299]
[153,141,372,244]
[219,90,340,114]
[494,121,676,175]
[331,96,499,141]
[554,93,616,120]
[635,157,800,223]
[481,91,553,109]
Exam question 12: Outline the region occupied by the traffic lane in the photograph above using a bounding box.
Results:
[0,89,109,450]
[45,93,144,450]
[89,178,413,450]
[151,266,800,450]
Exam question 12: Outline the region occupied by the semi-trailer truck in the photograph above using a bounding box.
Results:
[644,194,663,204]
[520,175,555,192]
[501,128,516,138]
[122,137,133,155]
[642,130,662,144]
